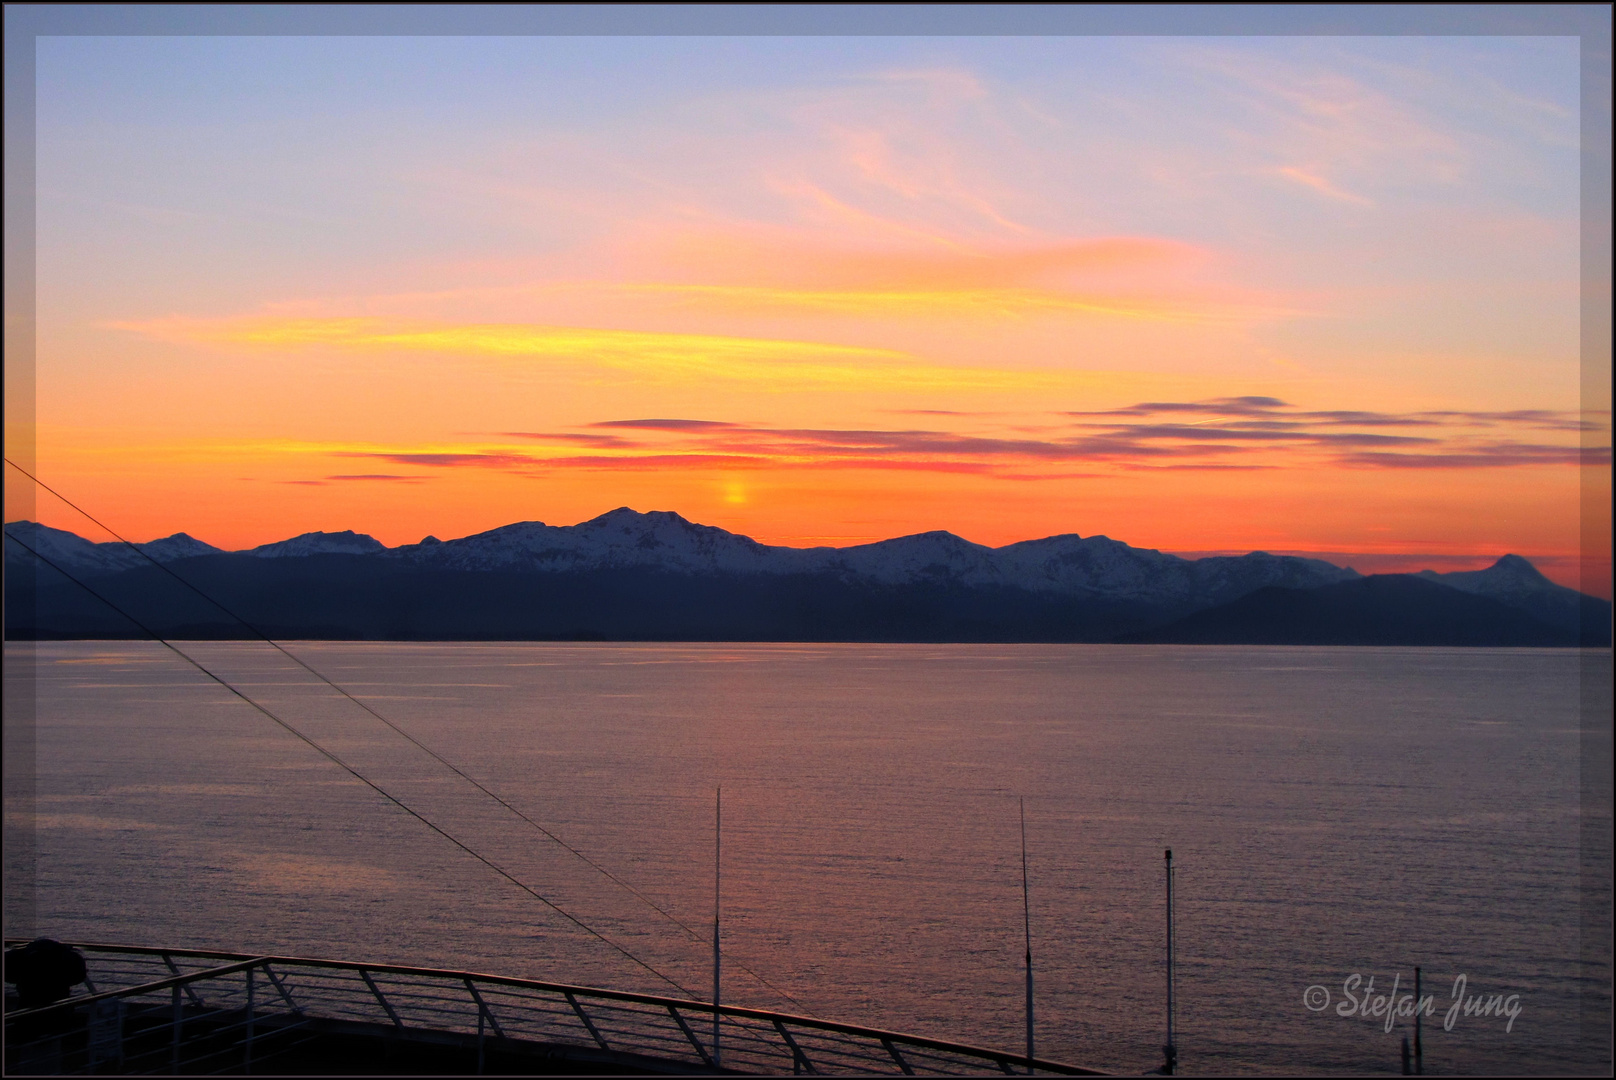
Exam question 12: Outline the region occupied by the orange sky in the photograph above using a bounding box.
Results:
[8,36,1610,596]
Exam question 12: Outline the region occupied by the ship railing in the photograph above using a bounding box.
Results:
[4,941,1107,1076]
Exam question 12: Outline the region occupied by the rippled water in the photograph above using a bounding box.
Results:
[3,642,1606,1074]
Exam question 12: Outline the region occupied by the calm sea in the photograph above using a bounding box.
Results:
[4,642,1608,1075]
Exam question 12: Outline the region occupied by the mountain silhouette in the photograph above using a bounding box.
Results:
[4,512,1607,646]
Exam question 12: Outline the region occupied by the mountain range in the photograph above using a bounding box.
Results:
[4,510,1608,646]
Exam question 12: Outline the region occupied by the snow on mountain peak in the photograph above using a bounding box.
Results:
[1489,553,1547,579]
[139,532,223,560]
[1423,553,1561,598]
[244,530,387,558]
[3,521,223,575]
[8,513,1494,611]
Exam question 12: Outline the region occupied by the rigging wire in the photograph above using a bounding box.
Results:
[3,526,696,999]
[3,457,810,1012]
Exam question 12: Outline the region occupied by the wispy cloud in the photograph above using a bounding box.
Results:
[109,315,1089,392]
[325,473,430,482]
[528,453,772,471]
[625,228,1295,322]
[1276,166,1373,206]
[622,282,1271,322]
[280,473,432,485]
[590,419,741,432]
[321,397,1601,480]
[1064,397,1603,470]
[117,316,900,364]
[107,226,1286,332]
[499,432,637,447]
[1069,397,1607,431]
[1172,41,1469,196]
[340,452,534,468]
[1339,446,1604,469]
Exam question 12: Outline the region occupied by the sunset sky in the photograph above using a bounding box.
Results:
[8,27,1611,594]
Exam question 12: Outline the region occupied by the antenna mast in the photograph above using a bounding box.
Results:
[1164,848,1177,1076]
[1021,797,1034,1073]
[713,787,722,1068]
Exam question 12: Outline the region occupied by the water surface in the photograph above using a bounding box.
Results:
[3,642,1602,1074]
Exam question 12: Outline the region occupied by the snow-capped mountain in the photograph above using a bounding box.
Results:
[4,509,1560,612]
[388,509,808,576]
[2,521,222,577]
[384,507,1358,607]
[1418,554,1596,636]
[989,534,1358,606]
[5,509,1599,644]
[138,533,223,562]
[1420,553,1567,602]
[244,530,388,558]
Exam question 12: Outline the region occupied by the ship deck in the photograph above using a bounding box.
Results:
[5,941,1109,1076]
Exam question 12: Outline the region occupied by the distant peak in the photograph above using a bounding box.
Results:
[243,530,386,556]
[1491,554,1549,579]
[877,530,969,545]
[585,507,690,527]
[138,532,222,554]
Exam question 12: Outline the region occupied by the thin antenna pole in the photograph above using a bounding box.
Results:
[713,787,722,1068]
[1021,797,1034,1073]
[1164,848,1176,1076]
[1413,966,1422,1074]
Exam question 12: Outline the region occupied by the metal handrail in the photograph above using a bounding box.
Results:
[5,957,267,1020]
[5,940,1109,1075]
